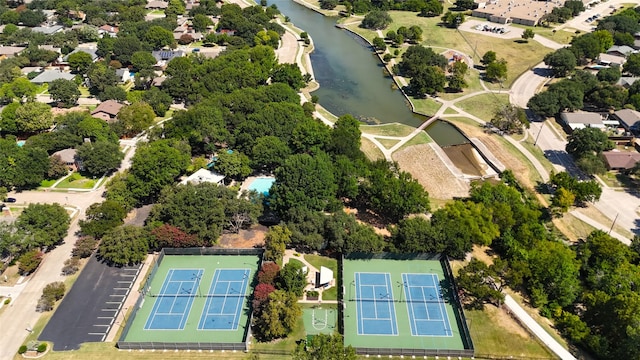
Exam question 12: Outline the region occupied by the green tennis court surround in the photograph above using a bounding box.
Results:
[117,248,262,351]
[342,253,474,357]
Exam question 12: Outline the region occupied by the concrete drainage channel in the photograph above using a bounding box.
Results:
[40,256,141,350]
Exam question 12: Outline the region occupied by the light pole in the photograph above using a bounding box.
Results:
[534,122,544,146]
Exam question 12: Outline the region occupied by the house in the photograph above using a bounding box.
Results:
[606,45,636,58]
[145,0,168,9]
[616,77,640,88]
[21,66,42,76]
[0,46,25,59]
[151,49,185,67]
[614,109,640,132]
[31,25,64,35]
[91,100,124,122]
[597,53,626,67]
[98,25,119,38]
[151,76,167,87]
[63,48,99,63]
[602,151,640,171]
[51,148,81,171]
[67,10,86,21]
[560,112,605,131]
[115,68,133,83]
[180,168,225,185]
[30,69,76,84]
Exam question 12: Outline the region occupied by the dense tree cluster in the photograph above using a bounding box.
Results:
[565,127,614,175]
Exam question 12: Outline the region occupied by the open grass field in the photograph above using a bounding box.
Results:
[377,138,400,149]
[411,97,442,116]
[396,130,432,151]
[54,173,96,189]
[455,93,510,122]
[361,137,386,161]
[346,12,549,88]
[360,123,415,137]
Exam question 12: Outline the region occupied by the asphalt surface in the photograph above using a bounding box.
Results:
[39,255,140,350]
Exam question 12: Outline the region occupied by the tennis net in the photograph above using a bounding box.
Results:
[149,293,247,298]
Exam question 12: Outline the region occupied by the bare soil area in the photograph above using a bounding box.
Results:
[443,143,484,176]
[484,303,532,340]
[393,144,470,200]
[218,224,268,248]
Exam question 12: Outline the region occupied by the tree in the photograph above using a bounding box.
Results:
[372,37,386,52]
[48,79,80,107]
[408,65,446,96]
[166,0,186,18]
[329,114,362,159]
[0,139,49,189]
[576,153,607,175]
[551,187,575,214]
[447,60,468,92]
[76,141,124,177]
[145,26,176,50]
[42,281,65,303]
[276,261,307,296]
[116,102,156,137]
[130,51,157,72]
[391,217,444,253]
[251,136,291,172]
[98,225,149,266]
[19,9,46,27]
[360,10,392,30]
[18,249,43,274]
[214,150,251,180]
[252,283,276,314]
[48,155,69,180]
[72,236,99,258]
[566,127,614,158]
[596,67,621,83]
[481,51,497,66]
[528,240,581,308]
[442,11,465,28]
[454,0,475,10]
[457,258,505,309]
[192,14,213,32]
[270,152,338,219]
[485,59,508,83]
[150,224,203,248]
[544,48,576,77]
[14,102,53,133]
[420,0,444,17]
[67,51,93,74]
[264,224,290,262]
[254,290,301,341]
[521,28,535,42]
[86,62,118,95]
[142,88,172,117]
[271,63,306,90]
[293,334,357,360]
[490,104,529,134]
[258,262,280,285]
[623,53,640,76]
[16,203,70,249]
[0,78,37,103]
[79,200,127,239]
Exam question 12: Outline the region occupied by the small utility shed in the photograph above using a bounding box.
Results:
[180,168,225,185]
[560,112,605,131]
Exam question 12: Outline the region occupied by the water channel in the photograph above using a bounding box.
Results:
[269,0,470,147]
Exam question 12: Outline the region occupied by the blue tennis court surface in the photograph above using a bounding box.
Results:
[402,273,452,336]
[198,269,250,330]
[144,269,203,330]
[355,272,398,335]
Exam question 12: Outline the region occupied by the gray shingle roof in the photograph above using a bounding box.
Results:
[29,70,76,84]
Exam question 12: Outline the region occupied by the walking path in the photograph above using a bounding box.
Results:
[503,295,576,360]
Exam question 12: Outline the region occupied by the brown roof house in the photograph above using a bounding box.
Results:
[602,151,640,171]
[91,100,124,122]
[51,148,82,171]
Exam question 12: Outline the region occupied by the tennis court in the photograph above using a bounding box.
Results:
[198,269,250,330]
[402,273,452,336]
[118,252,261,349]
[354,272,398,335]
[144,269,204,330]
[342,254,473,355]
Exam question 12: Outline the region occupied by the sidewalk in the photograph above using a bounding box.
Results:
[282,250,335,302]
[504,295,576,360]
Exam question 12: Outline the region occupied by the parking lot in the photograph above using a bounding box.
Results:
[40,255,140,350]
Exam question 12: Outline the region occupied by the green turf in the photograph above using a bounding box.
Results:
[121,255,261,344]
[342,257,467,352]
[302,307,338,335]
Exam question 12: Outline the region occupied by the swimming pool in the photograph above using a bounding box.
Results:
[248,177,275,196]
[16,140,25,147]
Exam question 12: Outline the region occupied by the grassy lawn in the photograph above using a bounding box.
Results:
[250,308,306,355]
[54,173,96,189]
[35,83,48,94]
[599,171,637,188]
[495,135,545,185]
[438,71,484,102]
[302,254,339,300]
[554,212,598,242]
[520,138,556,176]
[78,86,90,97]
[146,9,165,15]
[509,24,577,44]
[455,93,509,121]
[315,105,338,124]
[411,97,442,116]
[443,107,460,115]
[360,123,415,137]
[377,138,400,149]
[288,258,304,268]
[395,131,432,152]
[465,307,555,358]
[39,179,58,188]
[361,137,385,161]
[347,12,548,88]
[322,286,337,300]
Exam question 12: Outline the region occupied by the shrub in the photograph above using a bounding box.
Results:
[61,257,80,275]
[18,345,27,354]
[36,297,54,312]
[72,236,98,258]
[18,250,44,275]
[37,343,47,353]
[306,290,319,299]
[257,262,280,285]
[4,298,10,305]
[42,281,65,302]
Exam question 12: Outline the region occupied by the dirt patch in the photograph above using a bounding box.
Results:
[393,144,470,200]
[124,204,153,227]
[219,224,268,248]
[443,143,484,176]
[471,245,496,265]
[344,207,391,237]
[452,121,535,189]
[485,304,532,339]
